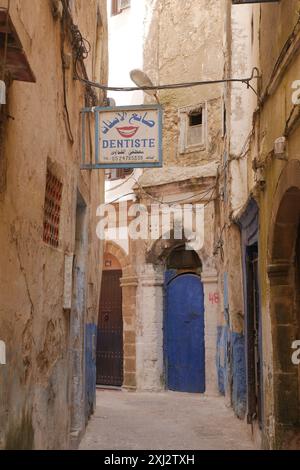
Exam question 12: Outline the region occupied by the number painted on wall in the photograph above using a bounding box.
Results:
[209,292,220,305]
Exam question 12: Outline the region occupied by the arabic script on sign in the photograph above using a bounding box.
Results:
[99,107,161,166]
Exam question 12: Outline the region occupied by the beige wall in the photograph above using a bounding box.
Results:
[256,0,300,449]
[130,0,225,393]
[143,0,225,168]
[222,0,300,449]
[0,0,107,449]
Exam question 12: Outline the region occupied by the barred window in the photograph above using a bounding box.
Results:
[43,169,63,248]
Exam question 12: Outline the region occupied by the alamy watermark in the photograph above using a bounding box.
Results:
[291,340,300,365]
[96,202,205,251]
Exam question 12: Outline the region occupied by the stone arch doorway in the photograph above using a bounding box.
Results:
[164,246,205,393]
[268,160,300,449]
[136,238,218,393]
[98,242,137,390]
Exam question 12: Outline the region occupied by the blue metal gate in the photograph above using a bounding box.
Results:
[165,273,205,393]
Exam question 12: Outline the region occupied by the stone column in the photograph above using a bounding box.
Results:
[136,265,164,391]
[120,275,138,390]
[202,270,219,395]
[267,262,298,448]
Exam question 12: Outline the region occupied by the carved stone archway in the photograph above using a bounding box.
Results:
[268,160,300,449]
[104,241,137,390]
[137,236,218,394]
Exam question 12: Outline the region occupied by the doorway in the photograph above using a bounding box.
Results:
[246,243,262,427]
[70,191,88,444]
[97,262,123,387]
[164,247,205,393]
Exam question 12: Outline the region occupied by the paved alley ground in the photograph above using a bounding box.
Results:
[79,390,258,451]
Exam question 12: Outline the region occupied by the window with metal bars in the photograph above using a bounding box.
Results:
[43,169,63,248]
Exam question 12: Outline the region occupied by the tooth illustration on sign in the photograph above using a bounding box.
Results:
[117,126,139,138]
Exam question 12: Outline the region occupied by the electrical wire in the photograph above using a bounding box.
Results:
[131,176,217,206]
[105,171,136,192]
[70,14,260,102]
[106,192,136,204]
[74,62,260,96]
[105,175,217,207]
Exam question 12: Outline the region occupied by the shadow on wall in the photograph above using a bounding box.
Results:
[85,323,97,422]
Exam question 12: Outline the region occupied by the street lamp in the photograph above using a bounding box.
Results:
[130,69,159,103]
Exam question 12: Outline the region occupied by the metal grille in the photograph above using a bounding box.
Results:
[43,169,62,248]
[97,270,123,386]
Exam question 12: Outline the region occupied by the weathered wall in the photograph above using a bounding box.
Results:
[222,0,300,449]
[129,0,226,393]
[144,0,224,168]
[256,0,300,449]
[217,0,261,433]
[0,0,107,449]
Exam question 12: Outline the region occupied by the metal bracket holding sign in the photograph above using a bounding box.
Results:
[81,105,163,170]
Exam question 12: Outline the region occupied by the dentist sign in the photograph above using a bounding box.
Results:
[81,105,163,169]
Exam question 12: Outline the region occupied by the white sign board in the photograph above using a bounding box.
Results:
[81,105,163,169]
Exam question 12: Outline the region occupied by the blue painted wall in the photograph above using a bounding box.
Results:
[216,327,247,419]
[85,323,97,422]
[217,270,247,418]
[216,326,228,396]
[231,332,247,419]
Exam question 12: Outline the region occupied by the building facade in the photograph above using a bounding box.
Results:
[98,0,300,451]
[99,0,226,395]
[0,0,108,449]
[220,0,300,450]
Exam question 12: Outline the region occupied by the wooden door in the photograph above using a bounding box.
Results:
[97,270,123,386]
[165,273,205,393]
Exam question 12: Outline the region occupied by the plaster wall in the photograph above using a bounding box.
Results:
[0,0,107,449]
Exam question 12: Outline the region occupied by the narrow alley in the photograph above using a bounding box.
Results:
[80,390,257,451]
[1,0,300,455]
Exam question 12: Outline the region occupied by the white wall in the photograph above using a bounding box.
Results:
[107,0,146,107]
[229,3,260,215]
[105,0,149,203]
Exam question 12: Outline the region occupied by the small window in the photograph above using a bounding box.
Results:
[179,104,206,153]
[111,0,131,16]
[187,110,203,148]
[43,169,63,248]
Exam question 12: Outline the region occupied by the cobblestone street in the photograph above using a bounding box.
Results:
[80,390,258,451]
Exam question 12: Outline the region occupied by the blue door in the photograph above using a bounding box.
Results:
[165,273,205,393]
